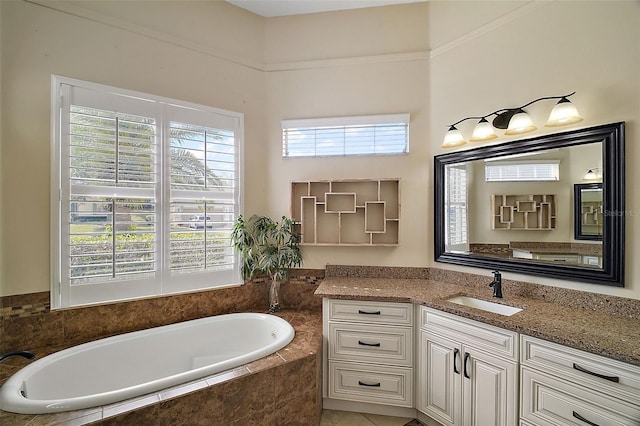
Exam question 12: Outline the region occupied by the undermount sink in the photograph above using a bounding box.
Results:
[447,296,523,316]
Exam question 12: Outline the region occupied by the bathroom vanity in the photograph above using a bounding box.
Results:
[316,269,640,425]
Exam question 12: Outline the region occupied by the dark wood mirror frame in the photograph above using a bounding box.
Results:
[574,182,603,241]
[434,122,625,287]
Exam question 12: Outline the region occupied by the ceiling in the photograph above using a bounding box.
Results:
[225,0,426,17]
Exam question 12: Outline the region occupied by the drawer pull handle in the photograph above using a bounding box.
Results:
[463,352,471,379]
[358,310,381,315]
[358,381,381,387]
[573,363,620,383]
[573,411,600,426]
[358,340,381,347]
[453,348,460,375]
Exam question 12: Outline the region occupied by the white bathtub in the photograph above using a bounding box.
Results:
[0,313,294,415]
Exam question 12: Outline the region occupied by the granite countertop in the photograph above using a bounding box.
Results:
[315,276,640,367]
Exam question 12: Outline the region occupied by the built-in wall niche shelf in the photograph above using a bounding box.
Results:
[491,194,556,230]
[291,179,400,246]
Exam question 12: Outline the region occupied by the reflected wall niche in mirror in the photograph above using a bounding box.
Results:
[434,122,625,287]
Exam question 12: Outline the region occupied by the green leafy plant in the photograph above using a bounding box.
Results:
[231,214,303,312]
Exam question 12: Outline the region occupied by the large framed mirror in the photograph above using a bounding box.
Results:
[434,122,625,287]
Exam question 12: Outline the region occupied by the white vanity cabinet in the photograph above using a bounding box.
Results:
[417,306,519,426]
[520,335,640,426]
[324,298,414,409]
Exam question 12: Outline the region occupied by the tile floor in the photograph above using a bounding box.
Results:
[320,409,420,426]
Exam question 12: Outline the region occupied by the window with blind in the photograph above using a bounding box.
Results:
[484,160,560,182]
[281,114,409,158]
[52,76,243,309]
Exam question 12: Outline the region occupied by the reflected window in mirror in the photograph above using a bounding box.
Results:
[434,122,625,287]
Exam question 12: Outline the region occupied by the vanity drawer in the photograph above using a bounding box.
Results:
[328,323,412,367]
[421,307,518,361]
[521,335,640,406]
[521,367,640,426]
[328,299,413,325]
[328,360,413,407]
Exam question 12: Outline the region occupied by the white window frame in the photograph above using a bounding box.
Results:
[484,159,560,182]
[281,113,409,158]
[51,76,244,309]
[445,163,469,252]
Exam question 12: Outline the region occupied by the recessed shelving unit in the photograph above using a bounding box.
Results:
[291,179,400,246]
[491,194,556,230]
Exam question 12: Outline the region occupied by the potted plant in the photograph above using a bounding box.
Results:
[231,214,303,312]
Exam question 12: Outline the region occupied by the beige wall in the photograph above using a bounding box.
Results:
[430,1,640,299]
[263,3,430,269]
[0,0,266,296]
[1,0,639,300]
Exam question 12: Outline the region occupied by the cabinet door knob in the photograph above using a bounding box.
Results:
[453,348,460,375]
[463,352,471,379]
[572,363,620,383]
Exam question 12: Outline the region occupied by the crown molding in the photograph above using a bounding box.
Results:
[25,0,428,73]
[430,1,551,59]
[25,0,265,71]
[265,51,429,72]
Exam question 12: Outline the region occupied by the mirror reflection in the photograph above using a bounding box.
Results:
[574,182,603,241]
[444,143,602,268]
[434,122,625,287]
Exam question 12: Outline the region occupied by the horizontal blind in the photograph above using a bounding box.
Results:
[282,114,409,158]
[485,160,560,182]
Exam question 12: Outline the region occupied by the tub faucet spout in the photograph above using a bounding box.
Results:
[489,270,503,298]
[0,351,36,363]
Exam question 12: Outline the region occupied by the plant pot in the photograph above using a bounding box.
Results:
[269,279,281,313]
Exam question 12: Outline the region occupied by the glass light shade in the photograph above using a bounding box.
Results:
[583,169,600,181]
[470,118,498,142]
[442,126,466,148]
[545,98,583,127]
[505,111,536,135]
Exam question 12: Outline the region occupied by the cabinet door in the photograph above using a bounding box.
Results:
[462,347,518,426]
[418,332,462,426]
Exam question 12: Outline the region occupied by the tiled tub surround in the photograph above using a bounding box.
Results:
[318,265,640,367]
[0,270,323,425]
[0,310,322,425]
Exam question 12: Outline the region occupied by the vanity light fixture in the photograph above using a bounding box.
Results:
[442,92,583,148]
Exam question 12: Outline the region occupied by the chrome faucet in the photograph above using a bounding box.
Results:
[489,270,503,298]
[0,351,35,363]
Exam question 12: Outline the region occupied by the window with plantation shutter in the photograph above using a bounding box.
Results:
[281,114,409,158]
[52,76,243,309]
[445,163,468,251]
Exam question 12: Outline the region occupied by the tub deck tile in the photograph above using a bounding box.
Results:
[0,310,322,425]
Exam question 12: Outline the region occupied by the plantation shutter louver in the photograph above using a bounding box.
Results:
[53,78,243,308]
[445,163,468,250]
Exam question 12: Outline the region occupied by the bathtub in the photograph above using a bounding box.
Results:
[0,312,294,415]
